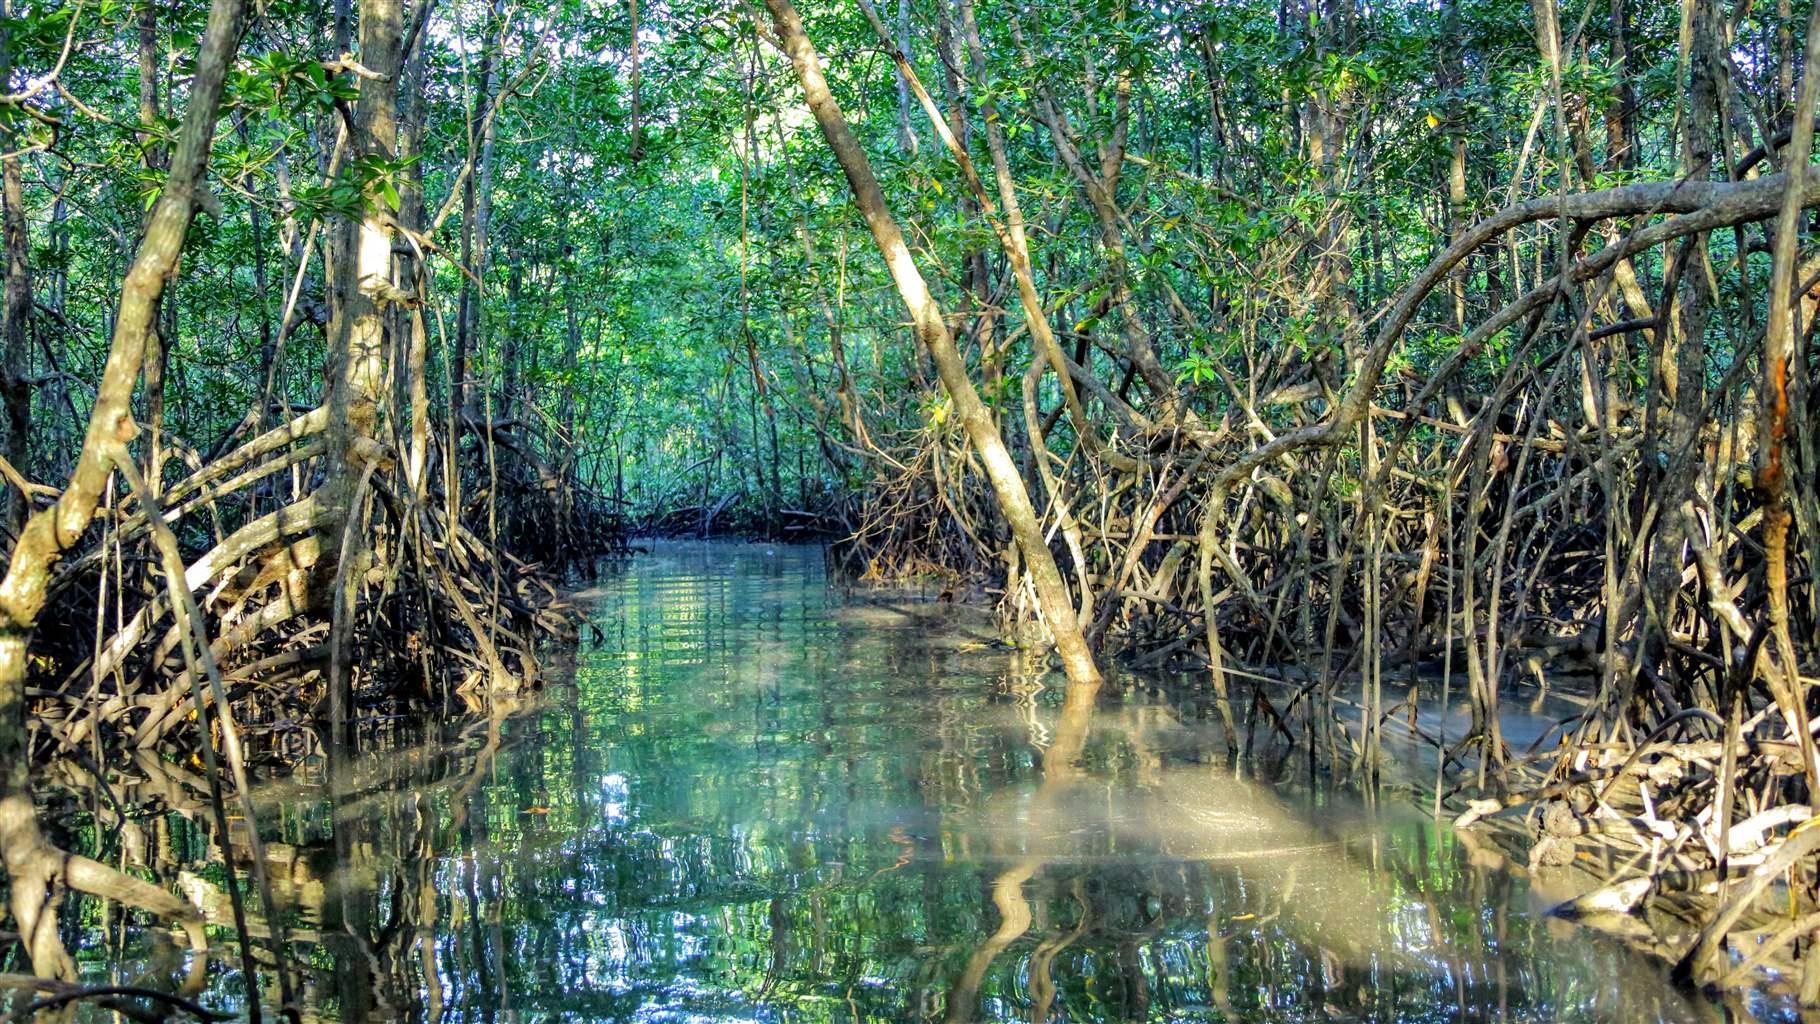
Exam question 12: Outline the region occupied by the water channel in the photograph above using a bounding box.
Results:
[57,542,1755,1022]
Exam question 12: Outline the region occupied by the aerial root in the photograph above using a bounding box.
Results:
[30,404,576,763]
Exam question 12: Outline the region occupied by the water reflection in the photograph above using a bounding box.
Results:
[51,542,1729,1022]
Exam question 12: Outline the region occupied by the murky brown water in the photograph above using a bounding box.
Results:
[46,541,1757,1022]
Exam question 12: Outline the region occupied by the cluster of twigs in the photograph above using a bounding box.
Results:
[834,424,1007,587]
[464,403,628,576]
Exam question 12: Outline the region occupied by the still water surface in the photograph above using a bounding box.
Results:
[67,542,1740,1021]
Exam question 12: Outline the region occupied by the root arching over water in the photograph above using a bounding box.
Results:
[812,142,1820,997]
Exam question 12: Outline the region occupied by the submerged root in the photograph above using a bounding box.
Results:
[804,156,1820,998]
[1457,711,1820,995]
[1,798,207,983]
[2,398,604,995]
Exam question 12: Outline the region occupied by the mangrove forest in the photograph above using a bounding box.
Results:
[0,0,1815,1017]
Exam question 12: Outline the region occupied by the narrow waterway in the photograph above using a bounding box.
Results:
[64,542,1743,1021]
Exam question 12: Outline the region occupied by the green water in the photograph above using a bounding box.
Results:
[61,541,1738,1022]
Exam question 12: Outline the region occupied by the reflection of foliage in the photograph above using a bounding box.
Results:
[54,548,1679,1022]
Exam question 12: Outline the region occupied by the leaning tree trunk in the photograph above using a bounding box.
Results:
[0,0,244,978]
[761,0,1102,690]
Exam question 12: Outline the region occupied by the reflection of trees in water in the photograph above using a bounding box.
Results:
[42,703,530,1022]
[37,551,1715,1022]
[48,690,1677,1023]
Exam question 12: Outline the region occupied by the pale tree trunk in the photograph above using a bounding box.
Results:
[1442,0,1468,340]
[1014,20,1176,406]
[324,0,402,459]
[1643,0,1721,669]
[1306,0,1359,381]
[472,0,505,416]
[398,0,435,495]
[321,0,403,736]
[762,0,1101,690]
[933,0,993,380]
[949,0,1095,451]
[0,0,244,979]
[857,0,1106,624]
